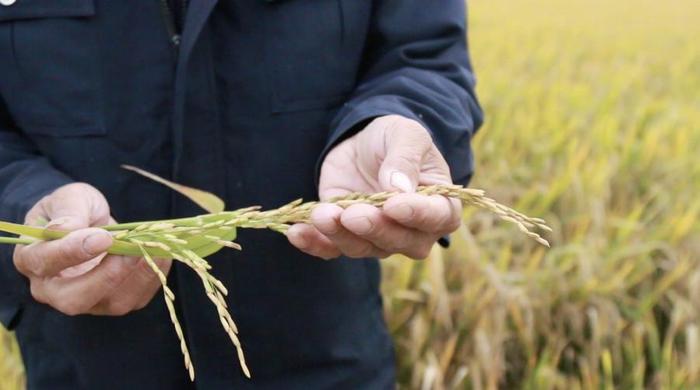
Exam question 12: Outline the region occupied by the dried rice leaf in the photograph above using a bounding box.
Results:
[122,165,225,213]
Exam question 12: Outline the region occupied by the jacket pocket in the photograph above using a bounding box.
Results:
[263,0,364,113]
[0,0,105,136]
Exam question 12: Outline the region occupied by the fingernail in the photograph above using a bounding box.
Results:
[346,216,373,235]
[82,232,112,256]
[319,222,339,235]
[390,203,415,221]
[390,172,414,193]
[46,217,71,230]
[314,214,340,235]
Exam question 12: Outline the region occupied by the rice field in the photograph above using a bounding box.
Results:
[1,0,698,388]
[383,0,700,388]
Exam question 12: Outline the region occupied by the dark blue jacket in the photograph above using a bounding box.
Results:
[0,0,482,388]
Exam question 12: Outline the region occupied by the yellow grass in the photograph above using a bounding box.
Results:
[0,330,23,390]
[1,0,698,388]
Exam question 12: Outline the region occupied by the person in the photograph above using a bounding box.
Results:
[0,0,482,388]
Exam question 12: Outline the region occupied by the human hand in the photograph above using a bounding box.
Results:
[288,115,462,260]
[13,183,170,316]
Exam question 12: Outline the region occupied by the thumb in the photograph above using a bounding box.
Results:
[378,129,432,193]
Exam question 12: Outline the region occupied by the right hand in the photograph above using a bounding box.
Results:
[13,183,170,316]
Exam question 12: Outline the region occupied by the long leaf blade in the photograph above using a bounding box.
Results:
[122,165,226,213]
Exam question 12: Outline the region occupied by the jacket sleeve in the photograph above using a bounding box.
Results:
[0,95,72,328]
[318,0,484,186]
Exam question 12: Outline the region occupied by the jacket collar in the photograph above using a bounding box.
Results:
[179,0,219,67]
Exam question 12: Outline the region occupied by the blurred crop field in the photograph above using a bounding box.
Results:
[1,0,698,389]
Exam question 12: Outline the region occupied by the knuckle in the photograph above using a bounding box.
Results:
[309,247,329,260]
[317,246,341,260]
[435,215,461,236]
[136,261,157,281]
[12,250,29,276]
[411,125,432,143]
[392,116,424,132]
[29,282,47,304]
[61,306,82,317]
[133,300,150,311]
[345,242,375,258]
[356,223,379,239]
[444,217,462,233]
[107,301,133,316]
[411,250,431,260]
[429,201,457,232]
[56,239,80,263]
[435,211,457,233]
[437,208,453,225]
[26,253,48,277]
[301,246,322,259]
[410,209,431,228]
[379,243,400,255]
[314,217,341,236]
[58,299,88,317]
[396,229,417,250]
[393,154,419,169]
[376,250,391,259]
[24,198,49,224]
[380,115,404,131]
[63,182,92,195]
[380,231,413,254]
[407,243,433,260]
[103,265,127,289]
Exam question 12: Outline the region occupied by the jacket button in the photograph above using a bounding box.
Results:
[0,0,16,6]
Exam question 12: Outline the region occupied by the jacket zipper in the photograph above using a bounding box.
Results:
[159,0,182,47]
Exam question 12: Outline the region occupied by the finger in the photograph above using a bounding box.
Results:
[15,228,113,278]
[287,224,342,260]
[317,140,359,202]
[32,254,139,316]
[311,204,389,259]
[340,204,435,259]
[57,216,121,278]
[58,256,104,278]
[376,121,433,193]
[91,257,170,315]
[384,194,462,235]
[42,183,111,230]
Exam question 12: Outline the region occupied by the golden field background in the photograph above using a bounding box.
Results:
[2,0,699,388]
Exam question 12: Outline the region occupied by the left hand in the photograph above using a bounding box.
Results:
[287,115,463,260]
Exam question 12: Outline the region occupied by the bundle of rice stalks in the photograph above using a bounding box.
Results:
[0,166,551,380]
